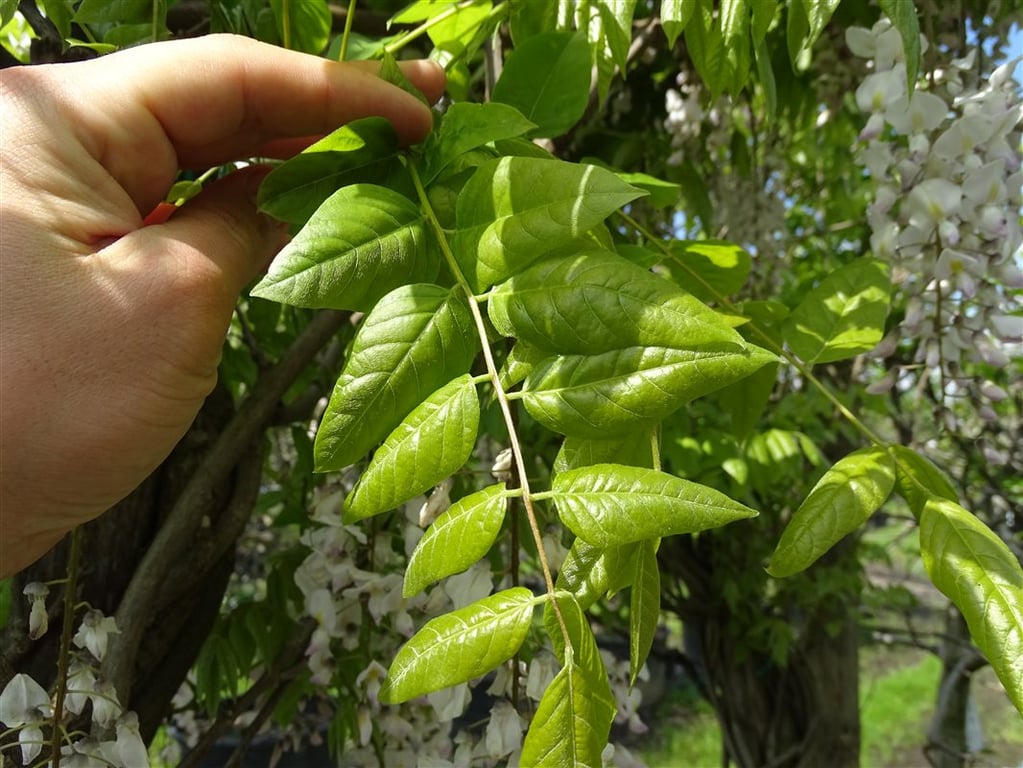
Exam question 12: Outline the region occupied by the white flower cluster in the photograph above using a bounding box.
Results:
[0,595,147,767]
[849,19,1023,385]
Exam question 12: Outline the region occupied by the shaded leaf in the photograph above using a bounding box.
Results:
[314,285,478,472]
[554,432,657,475]
[454,157,645,291]
[891,445,958,519]
[768,446,895,578]
[345,375,480,521]
[404,484,510,597]
[630,539,660,685]
[920,498,1023,717]
[551,464,757,547]
[492,31,592,138]
[664,240,753,301]
[783,259,891,365]
[258,118,400,225]
[380,588,538,703]
[270,0,331,53]
[74,0,149,23]
[252,184,435,311]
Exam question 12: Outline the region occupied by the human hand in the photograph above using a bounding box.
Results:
[0,34,445,576]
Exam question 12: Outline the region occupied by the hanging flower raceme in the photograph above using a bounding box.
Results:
[0,673,51,765]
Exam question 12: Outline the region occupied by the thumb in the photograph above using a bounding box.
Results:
[148,166,287,297]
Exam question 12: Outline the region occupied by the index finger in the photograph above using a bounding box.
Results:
[68,34,445,208]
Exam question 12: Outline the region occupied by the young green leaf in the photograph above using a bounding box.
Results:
[599,0,639,73]
[879,0,921,88]
[720,0,751,95]
[782,258,891,365]
[527,596,615,767]
[661,0,696,46]
[453,157,645,291]
[421,102,537,184]
[768,446,896,578]
[523,343,777,437]
[556,539,639,609]
[404,483,510,597]
[891,445,958,518]
[488,250,743,355]
[379,588,538,703]
[345,375,481,522]
[684,0,726,98]
[252,184,436,311]
[554,432,657,475]
[551,463,757,547]
[74,0,149,23]
[257,118,400,224]
[270,0,332,53]
[314,285,478,472]
[491,31,592,138]
[920,498,1023,717]
[630,539,660,685]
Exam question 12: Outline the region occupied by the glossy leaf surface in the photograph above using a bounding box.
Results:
[252,184,435,311]
[421,102,537,184]
[314,285,478,472]
[891,445,958,518]
[920,498,1023,716]
[345,375,480,521]
[551,464,757,547]
[453,157,645,291]
[380,588,537,704]
[404,484,509,597]
[768,446,896,578]
[523,343,776,437]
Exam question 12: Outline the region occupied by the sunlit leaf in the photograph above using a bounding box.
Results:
[404,484,510,597]
[314,285,478,472]
[270,0,331,53]
[421,102,537,184]
[920,498,1023,717]
[380,588,538,703]
[782,258,891,365]
[551,463,757,547]
[523,343,776,437]
[768,446,896,578]
[252,184,435,311]
[663,240,753,301]
[660,0,696,46]
[345,375,480,521]
[453,157,645,291]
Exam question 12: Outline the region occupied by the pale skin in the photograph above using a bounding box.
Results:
[0,34,446,576]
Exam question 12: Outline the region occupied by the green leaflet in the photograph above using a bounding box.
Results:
[74,0,148,23]
[421,102,537,185]
[663,240,753,302]
[491,31,592,139]
[920,498,1023,717]
[630,539,660,686]
[556,539,636,610]
[380,588,538,704]
[404,483,510,597]
[453,157,645,292]
[767,446,896,578]
[258,118,400,224]
[314,285,478,472]
[251,184,437,311]
[270,0,331,53]
[554,432,657,475]
[890,445,958,519]
[488,250,743,355]
[599,0,639,73]
[782,258,891,365]
[714,362,779,440]
[685,0,726,98]
[551,463,757,547]
[720,0,751,95]
[879,0,921,88]
[525,596,615,767]
[344,375,481,522]
[661,0,696,46]
[523,343,777,438]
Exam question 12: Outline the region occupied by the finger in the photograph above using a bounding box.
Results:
[65,34,445,208]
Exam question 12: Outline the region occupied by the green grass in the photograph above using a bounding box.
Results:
[860,650,941,765]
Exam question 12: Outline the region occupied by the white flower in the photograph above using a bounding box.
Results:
[356,706,373,746]
[115,712,149,768]
[427,683,470,722]
[525,651,559,701]
[23,582,49,640]
[306,626,335,685]
[856,65,907,114]
[905,179,962,233]
[980,380,1008,401]
[305,588,338,636]
[885,91,947,135]
[990,314,1022,341]
[73,610,119,661]
[490,448,514,481]
[444,561,493,608]
[356,660,388,708]
[419,477,453,527]
[65,657,98,716]
[90,678,122,729]
[484,700,523,758]
[0,673,51,765]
